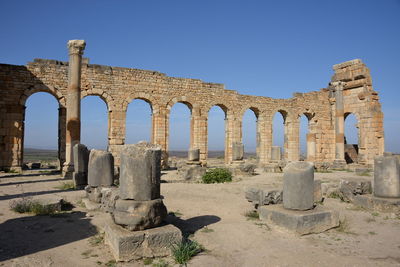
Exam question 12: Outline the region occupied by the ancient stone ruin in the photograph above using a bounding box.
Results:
[0,40,384,175]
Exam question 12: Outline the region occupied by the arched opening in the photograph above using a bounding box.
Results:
[23,92,60,169]
[125,99,152,144]
[81,95,108,150]
[242,109,258,160]
[208,105,227,164]
[344,113,359,164]
[272,110,287,161]
[299,114,309,161]
[168,102,192,158]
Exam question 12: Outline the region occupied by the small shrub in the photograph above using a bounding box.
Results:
[202,168,232,184]
[152,259,169,267]
[10,198,62,215]
[89,233,104,246]
[10,198,33,213]
[171,240,203,265]
[244,210,259,220]
[357,171,371,177]
[143,258,153,265]
[30,202,57,215]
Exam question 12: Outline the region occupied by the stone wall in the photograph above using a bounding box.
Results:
[0,57,384,170]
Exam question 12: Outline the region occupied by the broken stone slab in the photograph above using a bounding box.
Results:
[374,154,400,198]
[82,198,101,211]
[245,187,282,208]
[119,143,161,201]
[113,199,167,231]
[258,204,339,235]
[33,196,66,212]
[87,149,114,187]
[283,161,314,210]
[352,195,400,213]
[104,216,182,262]
[177,165,206,181]
[73,144,90,188]
[338,179,372,202]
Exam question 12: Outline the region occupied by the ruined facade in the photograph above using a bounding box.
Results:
[0,44,384,171]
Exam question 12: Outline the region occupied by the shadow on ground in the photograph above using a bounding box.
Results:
[165,214,221,238]
[0,177,63,187]
[0,211,96,262]
[0,188,82,201]
[0,170,61,179]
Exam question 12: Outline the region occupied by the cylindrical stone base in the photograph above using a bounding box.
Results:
[88,150,114,187]
[374,154,400,198]
[188,148,200,161]
[283,161,314,210]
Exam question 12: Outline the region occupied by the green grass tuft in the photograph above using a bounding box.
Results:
[171,240,203,265]
[55,181,76,190]
[202,168,232,184]
[244,210,259,220]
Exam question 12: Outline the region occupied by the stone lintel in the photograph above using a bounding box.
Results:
[258,204,339,235]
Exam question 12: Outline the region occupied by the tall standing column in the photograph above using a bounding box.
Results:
[332,81,345,163]
[63,40,86,179]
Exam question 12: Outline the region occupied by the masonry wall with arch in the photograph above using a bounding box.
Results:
[0,58,384,170]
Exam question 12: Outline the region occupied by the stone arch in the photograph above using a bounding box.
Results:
[238,106,261,119]
[122,92,157,113]
[344,111,361,164]
[204,102,231,119]
[81,89,114,111]
[166,96,197,113]
[19,85,66,108]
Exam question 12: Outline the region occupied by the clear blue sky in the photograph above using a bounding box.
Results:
[1,0,399,153]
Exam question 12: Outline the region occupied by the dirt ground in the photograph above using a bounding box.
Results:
[1,166,400,267]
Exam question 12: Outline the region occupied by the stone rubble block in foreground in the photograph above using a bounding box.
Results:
[104,216,182,262]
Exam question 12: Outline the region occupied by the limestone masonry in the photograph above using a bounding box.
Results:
[0,42,384,171]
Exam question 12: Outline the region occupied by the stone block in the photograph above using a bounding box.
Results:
[119,143,161,201]
[314,180,323,203]
[258,204,339,235]
[177,165,206,181]
[105,220,182,261]
[85,186,102,203]
[188,148,200,161]
[73,143,89,173]
[88,149,114,187]
[232,142,244,161]
[338,179,372,202]
[283,161,314,210]
[374,154,400,198]
[245,187,283,207]
[352,195,400,213]
[113,198,167,231]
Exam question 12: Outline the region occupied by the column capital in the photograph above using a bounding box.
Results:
[67,40,86,56]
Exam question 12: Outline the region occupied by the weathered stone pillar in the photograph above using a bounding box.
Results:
[374,153,400,198]
[226,113,241,164]
[271,146,282,161]
[286,118,300,162]
[58,106,66,169]
[192,108,208,165]
[332,81,345,162]
[152,107,168,168]
[283,161,314,210]
[306,133,316,161]
[63,40,86,178]
[257,115,269,164]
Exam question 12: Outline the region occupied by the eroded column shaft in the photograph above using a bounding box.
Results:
[63,40,86,178]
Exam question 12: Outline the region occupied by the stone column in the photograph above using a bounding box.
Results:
[226,113,241,164]
[63,40,86,179]
[152,107,168,168]
[257,115,269,164]
[332,81,345,162]
[192,108,208,165]
[306,133,316,161]
[286,118,300,162]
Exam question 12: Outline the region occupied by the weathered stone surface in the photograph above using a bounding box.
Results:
[119,143,161,201]
[232,142,244,161]
[245,187,283,207]
[188,148,200,161]
[113,199,167,231]
[177,165,206,181]
[87,150,114,187]
[314,180,323,203]
[100,187,120,213]
[85,185,102,203]
[339,179,372,202]
[283,161,314,210]
[271,146,281,161]
[258,204,339,235]
[105,218,182,262]
[73,143,89,173]
[353,195,400,213]
[374,154,400,198]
